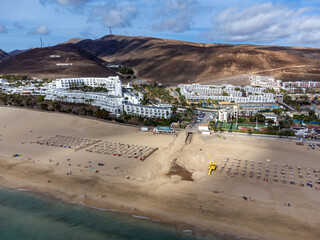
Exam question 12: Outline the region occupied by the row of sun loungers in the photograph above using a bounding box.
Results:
[32,135,158,161]
[85,141,158,161]
[33,135,99,150]
[218,157,319,188]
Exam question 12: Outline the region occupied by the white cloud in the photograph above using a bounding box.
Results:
[39,0,89,13]
[40,0,88,6]
[89,2,138,28]
[57,0,88,5]
[207,2,320,47]
[28,25,51,35]
[152,0,197,33]
[0,24,6,33]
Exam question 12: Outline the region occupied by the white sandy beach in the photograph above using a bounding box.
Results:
[0,106,319,240]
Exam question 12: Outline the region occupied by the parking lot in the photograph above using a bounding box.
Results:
[189,111,214,131]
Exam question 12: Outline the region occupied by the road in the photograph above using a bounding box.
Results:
[276,100,297,112]
[189,110,213,132]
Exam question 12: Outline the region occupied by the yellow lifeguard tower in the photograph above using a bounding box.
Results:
[208,162,217,175]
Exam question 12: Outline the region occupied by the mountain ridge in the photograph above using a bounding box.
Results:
[0,49,10,62]
[76,35,320,84]
[0,44,117,79]
[9,49,30,57]
[0,35,319,84]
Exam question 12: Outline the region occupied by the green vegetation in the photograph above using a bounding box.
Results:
[280,89,290,95]
[69,84,108,93]
[263,88,276,93]
[278,115,293,129]
[0,75,53,88]
[142,84,175,104]
[1,75,31,82]
[293,110,319,124]
[0,92,192,128]
[119,105,195,128]
[37,95,45,102]
[0,93,98,114]
[283,95,311,111]
[134,84,186,106]
[208,111,298,137]
[175,87,187,106]
[272,108,284,116]
[119,66,134,75]
[249,113,266,123]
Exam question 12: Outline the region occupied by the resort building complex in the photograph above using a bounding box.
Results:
[52,77,123,97]
[1,74,319,122]
[282,81,320,92]
[249,75,282,90]
[0,76,172,119]
[178,83,276,103]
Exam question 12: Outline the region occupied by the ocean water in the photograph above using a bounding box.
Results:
[0,187,224,240]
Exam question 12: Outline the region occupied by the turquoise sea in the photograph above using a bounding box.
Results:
[0,187,230,240]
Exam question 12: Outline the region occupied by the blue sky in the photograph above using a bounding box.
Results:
[0,0,320,52]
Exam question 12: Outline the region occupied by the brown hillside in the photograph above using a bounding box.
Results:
[58,38,83,45]
[0,44,117,79]
[77,35,320,85]
[0,49,10,62]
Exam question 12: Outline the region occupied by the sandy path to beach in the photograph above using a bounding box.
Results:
[0,107,319,240]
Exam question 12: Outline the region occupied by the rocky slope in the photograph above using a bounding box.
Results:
[77,35,320,84]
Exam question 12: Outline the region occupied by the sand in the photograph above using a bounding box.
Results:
[0,106,319,240]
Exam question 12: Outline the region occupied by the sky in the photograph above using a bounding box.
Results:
[0,0,320,52]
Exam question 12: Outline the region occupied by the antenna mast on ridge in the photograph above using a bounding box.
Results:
[40,37,43,48]
[109,26,112,35]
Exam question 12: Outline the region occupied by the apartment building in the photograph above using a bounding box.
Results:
[123,103,172,119]
[282,81,320,88]
[52,77,123,96]
[0,76,172,119]
[249,75,282,90]
[44,89,124,114]
[178,84,275,103]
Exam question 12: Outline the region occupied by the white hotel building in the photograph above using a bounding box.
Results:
[282,81,320,89]
[178,84,275,103]
[44,77,172,119]
[249,75,282,90]
[124,104,171,119]
[45,89,124,114]
[52,77,123,97]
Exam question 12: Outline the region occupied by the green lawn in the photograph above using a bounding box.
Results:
[219,122,266,131]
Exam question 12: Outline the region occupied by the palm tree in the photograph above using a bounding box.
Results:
[279,115,293,129]
[94,109,102,118]
[100,109,109,119]
[294,114,304,126]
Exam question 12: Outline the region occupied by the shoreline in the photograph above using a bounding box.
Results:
[1,156,318,240]
[0,106,319,240]
[0,183,254,240]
